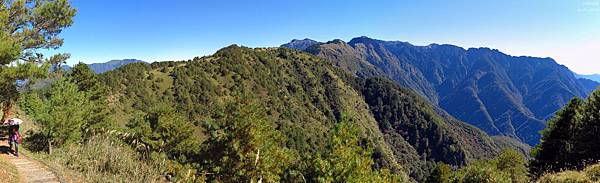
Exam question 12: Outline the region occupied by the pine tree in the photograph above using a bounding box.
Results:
[127,103,200,160]
[37,78,91,154]
[199,98,295,182]
[68,63,113,132]
[530,98,582,176]
[573,89,600,167]
[0,0,76,120]
[310,115,405,183]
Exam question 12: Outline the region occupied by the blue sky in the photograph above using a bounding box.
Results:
[53,0,600,74]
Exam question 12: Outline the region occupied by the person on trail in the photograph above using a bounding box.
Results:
[8,122,21,157]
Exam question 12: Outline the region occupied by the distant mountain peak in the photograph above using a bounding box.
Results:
[328,39,346,44]
[281,38,321,50]
[348,36,379,44]
[290,38,314,42]
[106,58,142,63]
[88,59,147,73]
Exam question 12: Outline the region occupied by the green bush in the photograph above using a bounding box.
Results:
[426,163,452,183]
[453,161,511,183]
[449,149,529,183]
[495,149,528,183]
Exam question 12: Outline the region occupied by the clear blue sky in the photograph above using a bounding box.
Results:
[53,0,600,74]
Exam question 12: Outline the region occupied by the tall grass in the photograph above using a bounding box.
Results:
[0,154,19,183]
[537,171,590,183]
[33,135,165,183]
[536,163,600,183]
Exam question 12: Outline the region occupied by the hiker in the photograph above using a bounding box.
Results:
[7,119,22,157]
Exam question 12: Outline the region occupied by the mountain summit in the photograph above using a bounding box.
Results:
[283,36,599,145]
[280,38,321,51]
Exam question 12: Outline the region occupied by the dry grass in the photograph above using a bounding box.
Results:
[0,155,20,183]
[583,163,600,182]
[536,163,600,183]
[28,136,165,183]
[537,170,590,183]
[16,109,166,183]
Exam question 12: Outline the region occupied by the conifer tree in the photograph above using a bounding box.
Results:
[68,63,113,132]
[37,78,91,154]
[573,89,600,167]
[199,98,295,182]
[530,98,582,176]
[127,103,200,160]
[0,0,76,120]
[311,115,405,183]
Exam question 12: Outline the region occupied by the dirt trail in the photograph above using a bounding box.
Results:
[0,140,61,183]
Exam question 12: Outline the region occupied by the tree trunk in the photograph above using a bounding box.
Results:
[48,139,53,154]
[46,129,54,154]
[1,101,13,122]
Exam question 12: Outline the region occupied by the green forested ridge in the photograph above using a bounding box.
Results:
[16,43,599,182]
[17,45,520,182]
[0,1,594,182]
[102,46,410,181]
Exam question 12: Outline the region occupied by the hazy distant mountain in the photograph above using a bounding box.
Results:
[577,78,600,94]
[284,36,599,145]
[280,38,321,51]
[49,65,73,72]
[575,73,600,83]
[88,59,146,73]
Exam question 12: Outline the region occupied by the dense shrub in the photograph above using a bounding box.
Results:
[426,163,453,183]
[431,149,529,183]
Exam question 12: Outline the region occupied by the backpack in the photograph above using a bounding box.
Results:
[15,132,21,144]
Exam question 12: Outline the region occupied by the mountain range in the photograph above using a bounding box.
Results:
[88,59,146,73]
[54,59,147,74]
[282,36,599,146]
[575,73,600,83]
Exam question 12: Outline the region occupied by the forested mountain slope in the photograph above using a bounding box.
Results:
[100,46,526,181]
[286,37,599,145]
